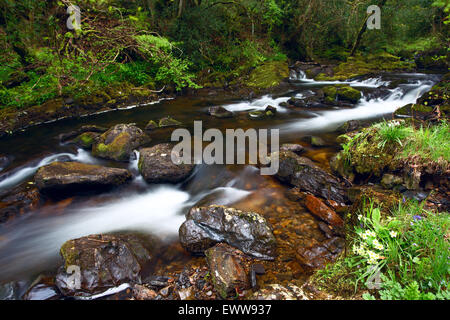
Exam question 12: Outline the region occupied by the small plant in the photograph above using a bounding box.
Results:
[320,198,449,300]
[374,120,413,149]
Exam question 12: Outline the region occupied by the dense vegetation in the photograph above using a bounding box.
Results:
[0,0,448,109]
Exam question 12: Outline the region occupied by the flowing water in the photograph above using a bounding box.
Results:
[0,72,439,297]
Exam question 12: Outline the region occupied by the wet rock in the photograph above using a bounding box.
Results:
[310,136,327,147]
[336,120,361,134]
[395,103,434,121]
[145,120,158,131]
[273,150,347,203]
[23,276,61,300]
[138,143,195,184]
[179,205,277,260]
[59,125,107,143]
[304,194,344,228]
[322,85,361,104]
[205,243,250,299]
[159,116,182,128]
[72,132,100,149]
[248,111,266,119]
[280,143,305,155]
[265,105,277,116]
[208,106,234,118]
[250,284,308,300]
[178,286,194,300]
[0,185,41,224]
[296,237,344,269]
[34,161,132,196]
[56,234,154,296]
[92,123,150,161]
[286,96,324,108]
[381,173,403,189]
[132,284,157,300]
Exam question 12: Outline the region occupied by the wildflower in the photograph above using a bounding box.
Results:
[366,230,376,238]
[413,215,423,222]
[389,231,397,238]
[373,239,384,250]
[358,215,363,221]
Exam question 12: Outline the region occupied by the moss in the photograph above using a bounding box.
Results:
[246,60,289,89]
[315,53,414,81]
[323,85,361,103]
[158,116,182,128]
[60,240,79,269]
[93,131,131,161]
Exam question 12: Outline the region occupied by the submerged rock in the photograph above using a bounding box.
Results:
[208,106,234,118]
[304,194,344,228]
[205,243,250,299]
[179,205,277,260]
[56,234,154,296]
[296,237,345,269]
[159,116,182,128]
[0,185,41,224]
[145,120,158,131]
[273,150,347,203]
[34,161,132,196]
[92,123,150,161]
[138,143,194,184]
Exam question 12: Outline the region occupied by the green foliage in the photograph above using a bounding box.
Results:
[341,199,449,300]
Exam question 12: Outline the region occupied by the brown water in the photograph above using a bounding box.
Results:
[0,72,439,298]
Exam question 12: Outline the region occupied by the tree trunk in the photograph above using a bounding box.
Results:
[350,0,387,56]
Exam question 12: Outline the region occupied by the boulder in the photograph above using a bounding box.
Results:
[322,85,361,104]
[56,234,154,296]
[304,195,344,228]
[208,106,234,119]
[273,151,347,203]
[280,144,305,155]
[34,161,132,196]
[138,143,194,184]
[205,243,250,299]
[179,205,277,260]
[92,124,150,161]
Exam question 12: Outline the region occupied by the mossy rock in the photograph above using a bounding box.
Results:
[158,116,182,128]
[92,123,150,162]
[246,60,289,89]
[145,120,158,130]
[394,103,434,120]
[72,132,99,149]
[334,125,399,178]
[315,53,414,81]
[323,85,361,103]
